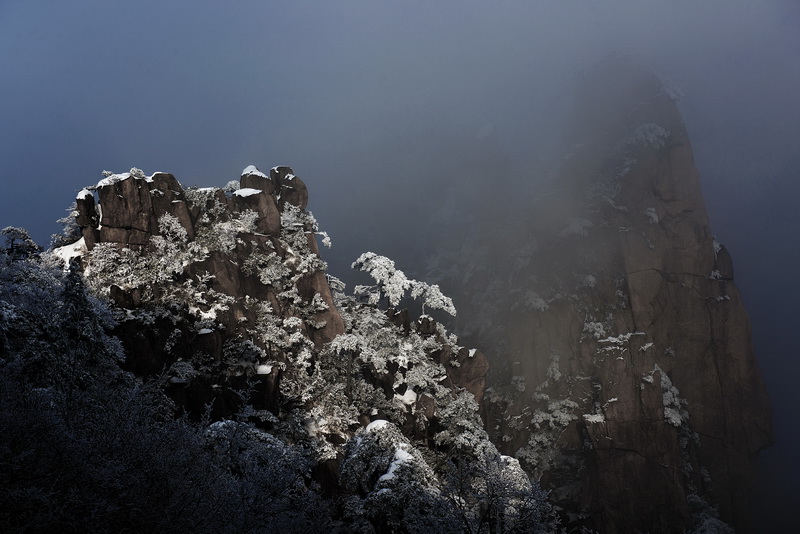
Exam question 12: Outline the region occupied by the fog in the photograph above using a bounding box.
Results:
[1,1,798,528]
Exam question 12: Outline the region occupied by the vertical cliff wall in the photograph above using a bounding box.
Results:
[450,58,773,533]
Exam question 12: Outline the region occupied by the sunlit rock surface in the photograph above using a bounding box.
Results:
[72,165,344,413]
[70,163,492,487]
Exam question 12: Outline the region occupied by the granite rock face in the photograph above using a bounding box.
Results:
[455,59,772,533]
[70,164,489,442]
[73,165,345,416]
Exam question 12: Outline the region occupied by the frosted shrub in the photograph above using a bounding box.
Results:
[352,252,411,307]
[658,366,689,427]
[353,252,456,316]
[558,218,593,237]
[626,123,670,150]
[410,280,456,316]
[339,421,453,533]
[84,242,140,296]
[157,213,188,242]
[242,251,291,287]
[191,204,259,254]
[583,320,606,340]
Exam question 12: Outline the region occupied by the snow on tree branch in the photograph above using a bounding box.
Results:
[352,252,456,316]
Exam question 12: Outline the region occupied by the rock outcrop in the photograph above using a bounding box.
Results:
[450,58,772,533]
[7,171,538,533]
[72,165,345,416]
[69,164,490,463]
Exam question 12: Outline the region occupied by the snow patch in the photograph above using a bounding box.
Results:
[598,332,645,344]
[97,172,131,188]
[394,388,417,406]
[256,364,273,375]
[241,165,267,178]
[378,448,412,482]
[96,167,152,188]
[365,419,389,432]
[233,188,262,197]
[76,188,93,200]
[51,237,87,269]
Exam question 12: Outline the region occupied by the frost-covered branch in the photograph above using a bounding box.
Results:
[352,252,456,316]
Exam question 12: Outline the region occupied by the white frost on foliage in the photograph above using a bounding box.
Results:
[713,236,722,257]
[352,253,410,307]
[409,281,456,316]
[233,188,262,198]
[583,413,605,424]
[317,231,332,248]
[353,252,456,316]
[626,123,670,150]
[643,364,689,427]
[598,331,645,344]
[522,291,548,312]
[579,274,597,288]
[241,165,267,178]
[558,218,593,237]
[642,207,659,224]
[583,321,606,340]
[547,352,562,381]
[377,448,412,482]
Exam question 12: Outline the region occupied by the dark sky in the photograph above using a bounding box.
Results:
[2,1,798,527]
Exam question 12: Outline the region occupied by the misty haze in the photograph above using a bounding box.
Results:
[1,2,798,533]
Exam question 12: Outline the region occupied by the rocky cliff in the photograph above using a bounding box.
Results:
[3,177,541,533]
[69,165,346,416]
[69,163,492,414]
[59,163,510,525]
[442,58,773,533]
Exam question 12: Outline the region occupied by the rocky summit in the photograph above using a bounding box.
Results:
[69,164,492,422]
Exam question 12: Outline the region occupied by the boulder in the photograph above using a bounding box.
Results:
[271,165,309,209]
